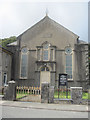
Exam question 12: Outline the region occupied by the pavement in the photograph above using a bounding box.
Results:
[0,99,89,112]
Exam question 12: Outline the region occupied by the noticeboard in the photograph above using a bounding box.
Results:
[59,74,68,86]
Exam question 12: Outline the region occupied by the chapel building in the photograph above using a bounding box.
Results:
[7,15,89,89]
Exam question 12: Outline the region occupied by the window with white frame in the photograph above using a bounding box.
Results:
[65,47,72,79]
[43,43,49,61]
[20,47,28,79]
[37,42,55,61]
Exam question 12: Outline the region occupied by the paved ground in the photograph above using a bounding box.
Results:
[0,100,89,112]
[0,100,89,118]
[1,106,89,118]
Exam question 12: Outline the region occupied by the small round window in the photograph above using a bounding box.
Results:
[65,47,72,54]
[21,47,28,53]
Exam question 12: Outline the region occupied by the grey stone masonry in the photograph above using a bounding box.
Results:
[41,83,54,103]
[49,86,54,103]
[41,83,49,103]
[70,87,82,104]
[4,81,16,101]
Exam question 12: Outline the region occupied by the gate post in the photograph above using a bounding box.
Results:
[41,83,54,103]
[41,82,49,103]
[49,86,54,103]
[4,81,16,101]
[70,87,82,104]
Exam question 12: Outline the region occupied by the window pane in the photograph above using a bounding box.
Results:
[41,66,45,71]
[66,55,72,79]
[46,67,49,71]
[43,44,49,49]
[21,54,28,78]
[43,50,48,60]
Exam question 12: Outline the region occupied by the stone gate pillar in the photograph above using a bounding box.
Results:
[41,82,49,103]
[70,87,82,104]
[41,82,54,103]
[49,86,54,103]
[4,81,16,101]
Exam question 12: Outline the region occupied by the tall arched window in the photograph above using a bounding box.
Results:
[43,43,49,61]
[20,47,28,79]
[65,47,72,79]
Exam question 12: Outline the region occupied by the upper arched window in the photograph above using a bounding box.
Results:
[20,47,28,79]
[43,43,49,61]
[65,47,72,79]
[36,42,55,61]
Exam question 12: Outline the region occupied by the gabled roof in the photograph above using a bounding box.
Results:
[7,41,17,46]
[17,15,79,39]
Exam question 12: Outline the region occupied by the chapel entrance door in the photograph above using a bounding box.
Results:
[40,66,50,87]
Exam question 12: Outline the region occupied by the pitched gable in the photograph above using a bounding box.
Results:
[18,16,79,40]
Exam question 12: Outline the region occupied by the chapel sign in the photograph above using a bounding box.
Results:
[59,74,68,86]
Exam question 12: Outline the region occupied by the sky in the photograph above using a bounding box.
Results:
[0,0,89,42]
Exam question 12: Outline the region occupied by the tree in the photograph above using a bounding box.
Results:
[89,44,90,85]
[0,36,17,48]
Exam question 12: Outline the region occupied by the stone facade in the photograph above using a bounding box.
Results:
[0,46,12,87]
[7,15,89,89]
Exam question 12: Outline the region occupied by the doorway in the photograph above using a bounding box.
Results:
[40,66,50,87]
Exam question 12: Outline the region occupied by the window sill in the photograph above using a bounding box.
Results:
[19,77,27,80]
[36,61,56,63]
[68,79,73,81]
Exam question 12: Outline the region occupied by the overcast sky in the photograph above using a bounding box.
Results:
[0,0,89,42]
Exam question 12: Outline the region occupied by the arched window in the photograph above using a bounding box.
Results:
[65,47,72,79]
[43,43,49,61]
[20,47,28,79]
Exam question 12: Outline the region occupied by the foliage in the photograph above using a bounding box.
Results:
[0,36,17,48]
[89,44,90,85]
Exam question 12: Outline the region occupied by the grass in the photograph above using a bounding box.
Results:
[82,92,90,99]
[16,91,37,99]
[16,92,29,99]
[54,90,90,100]
[16,94,26,99]
[16,90,90,100]
[54,90,71,99]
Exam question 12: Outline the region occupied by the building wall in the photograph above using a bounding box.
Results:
[0,49,12,86]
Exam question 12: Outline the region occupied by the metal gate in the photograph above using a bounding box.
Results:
[16,86,41,102]
[54,87,71,99]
